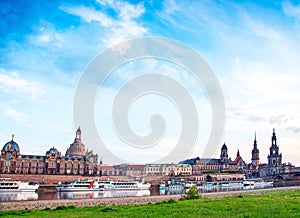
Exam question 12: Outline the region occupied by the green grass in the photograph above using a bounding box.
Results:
[1,190,300,218]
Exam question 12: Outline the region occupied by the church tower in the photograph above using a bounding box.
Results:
[267,129,282,175]
[251,132,260,167]
[220,143,228,163]
[220,143,229,171]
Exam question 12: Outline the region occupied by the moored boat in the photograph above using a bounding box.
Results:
[56,180,102,192]
[0,178,39,192]
[243,180,255,186]
[101,180,151,191]
[57,179,151,192]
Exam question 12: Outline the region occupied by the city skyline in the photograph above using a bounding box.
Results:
[0,127,295,167]
[1,1,300,165]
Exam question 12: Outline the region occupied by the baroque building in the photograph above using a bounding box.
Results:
[0,128,99,175]
[145,163,192,176]
[179,143,245,174]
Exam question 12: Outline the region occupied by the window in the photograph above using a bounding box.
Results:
[17,161,22,167]
[51,162,57,168]
[6,152,11,158]
[24,162,29,167]
[5,161,10,166]
[39,162,44,167]
[31,162,37,167]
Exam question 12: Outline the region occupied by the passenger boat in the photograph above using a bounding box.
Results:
[57,179,151,192]
[0,178,39,192]
[243,180,255,186]
[56,180,101,192]
[101,180,151,191]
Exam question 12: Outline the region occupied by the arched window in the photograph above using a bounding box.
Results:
[6,152,11,158]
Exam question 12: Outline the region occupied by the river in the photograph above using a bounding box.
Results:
[0,182,273,202]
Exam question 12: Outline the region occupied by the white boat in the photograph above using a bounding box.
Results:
[243,180,255,186]
[101,180,151,191]
[57,179,151,192]
[56,180,102,192]
[0,178,39,192]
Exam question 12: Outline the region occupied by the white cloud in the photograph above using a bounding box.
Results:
[0,69,45,98]
[4,108,27,123]
[282,1,300,20]
[62,0,147,46]
[62,6,113,27]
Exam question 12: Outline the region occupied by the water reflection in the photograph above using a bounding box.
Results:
[0,192,38,201]
[60,190,151,199]
[0,190,151,202]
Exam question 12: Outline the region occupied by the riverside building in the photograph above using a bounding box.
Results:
[0,128,99,175]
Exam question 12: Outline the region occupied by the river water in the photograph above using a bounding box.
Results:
[0,182,273,202]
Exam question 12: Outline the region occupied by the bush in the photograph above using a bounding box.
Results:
[54,205,76,210]
[181,186,201,200]
[166,199,177,204]
[102,207,116,212]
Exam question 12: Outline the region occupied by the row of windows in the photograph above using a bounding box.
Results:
[2,161,87,168]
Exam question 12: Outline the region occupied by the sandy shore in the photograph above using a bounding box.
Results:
[1,186,299,211]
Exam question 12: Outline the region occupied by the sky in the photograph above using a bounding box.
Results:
[1,0,300,165]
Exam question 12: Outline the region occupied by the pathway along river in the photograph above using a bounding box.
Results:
[0,182,273,202]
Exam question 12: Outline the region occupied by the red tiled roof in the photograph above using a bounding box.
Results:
[234,156,241,164]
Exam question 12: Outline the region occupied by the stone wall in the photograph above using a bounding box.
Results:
[0,195,182,211]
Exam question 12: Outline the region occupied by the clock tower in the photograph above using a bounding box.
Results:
[267,129,282,175]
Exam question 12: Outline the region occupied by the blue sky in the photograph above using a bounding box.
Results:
[1,0,300,165]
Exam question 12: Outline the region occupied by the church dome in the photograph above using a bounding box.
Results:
[2,135,20,152]
[65,128,86,158]
[46,147,59,155]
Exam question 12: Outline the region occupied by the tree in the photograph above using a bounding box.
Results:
[181,185,201,200]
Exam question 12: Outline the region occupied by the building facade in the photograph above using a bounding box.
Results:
[0,128,99,175]
[179,143,245,175]
[145,163,192,176]
[99,164,146,177]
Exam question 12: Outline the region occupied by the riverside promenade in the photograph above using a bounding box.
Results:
[1,186,299,211]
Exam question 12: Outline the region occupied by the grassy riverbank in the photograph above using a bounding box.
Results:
[1,189,300,218]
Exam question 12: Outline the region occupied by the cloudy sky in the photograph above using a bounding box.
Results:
[1,0,300,165]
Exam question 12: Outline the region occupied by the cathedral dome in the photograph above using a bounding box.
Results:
[2,135,20,152]
[65,128,86,158]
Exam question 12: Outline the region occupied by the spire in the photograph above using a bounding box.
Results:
[237,149,240,157]
[12,134,14,141]
[272,128,277,146]
[76,127,81,141]
[253,132,257,148]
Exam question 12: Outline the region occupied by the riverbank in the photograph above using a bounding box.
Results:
[1,187,300,218]
[1,186,299,211]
